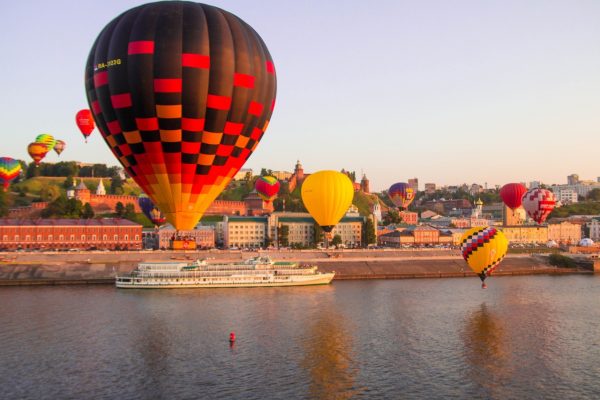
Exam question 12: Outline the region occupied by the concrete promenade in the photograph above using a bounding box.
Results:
[0,249,591,285]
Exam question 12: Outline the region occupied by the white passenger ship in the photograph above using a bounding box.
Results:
[115,256,335,289]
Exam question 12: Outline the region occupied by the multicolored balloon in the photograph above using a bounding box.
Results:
[521,188,556,224]
[499,183,527,210]
[460,227,508,287]
[76,109,95,142]
[255,176,280,203]
[85,2,277,230]
[35,134,56,151]
[0,157,22,191]
[27,142,49,166]
[388,182,415,209]
[54,140,66,156]
[301,171,354,233]
[138,194,167,226]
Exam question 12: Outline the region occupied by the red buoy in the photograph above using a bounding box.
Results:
[481,282,488,289]
[229,332,236,342]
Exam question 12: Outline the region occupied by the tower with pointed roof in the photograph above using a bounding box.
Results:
[96,178,106,196]
[75,179,91,204]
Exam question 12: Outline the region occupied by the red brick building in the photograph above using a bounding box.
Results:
[0,218,142,250]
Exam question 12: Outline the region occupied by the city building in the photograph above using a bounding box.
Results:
[271,170,292,180]
[287,160,307,192]
[424,183,436,194]
[360,174,370,194]
[399,211,418,225]
[555,189,578,205]
[157,225,216,249]
[224,216,268,249]
[589,217,600,241]
[500,225,548,244]
[408,178,418,192]
[68,179,142,214]
[233,168,253,180]
[567,174,579,186]
[547,221,581,244]
[378,225,453,247]
[503,205,526,226]
[0,218,142,250]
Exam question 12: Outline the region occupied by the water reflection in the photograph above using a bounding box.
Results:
[301,313,361,399]
[461,303,511,398]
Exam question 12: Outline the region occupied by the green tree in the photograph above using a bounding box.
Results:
[110,175,124,195]
[65,198,83,217]
[363,218,376,245]
[260,168,273,176]
[314,224,324,247]
[26,163,41,179]
[63,175,75,189]
[115,202,125,217]
[587,189,600,201]
[331,234,342,247]
[40,185,61,202]
[278,224,289,247]
[82,203,95,219]
[382,209,401,225]
[0,190,8,217]
[41,195,68,218]
[124,203,136,220]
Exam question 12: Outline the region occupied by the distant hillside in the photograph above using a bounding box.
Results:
[12,177,141,198]
[353,191,381,216]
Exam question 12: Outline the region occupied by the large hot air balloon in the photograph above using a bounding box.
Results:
[388,182,415,209]
[499,183,527,210]
[85,2,276,230]
[27,142,49,166]
[0,157,22,191]
[76,109,95,142]
[301,171,354,233]
[138,194,167,226]
[35,134,56,151]
[255,176,280,203]
[460,226,508,288]
[54,140,66,156]
[521,188,556,224]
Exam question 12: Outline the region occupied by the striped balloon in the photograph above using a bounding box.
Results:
[27,142,50,166]
[255,176,280,203]
[460,226,508,284]
[0,157,22,191]
[35,134,56,151]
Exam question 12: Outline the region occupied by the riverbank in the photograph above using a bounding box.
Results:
[0,249,592,286]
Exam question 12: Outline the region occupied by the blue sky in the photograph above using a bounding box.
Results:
[1,0,599,191]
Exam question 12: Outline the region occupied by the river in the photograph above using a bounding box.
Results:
[1,275,599,399]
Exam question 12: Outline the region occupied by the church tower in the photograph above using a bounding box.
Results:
[360,174,370,194]
[96,178,106,195]
[294,160,304,182]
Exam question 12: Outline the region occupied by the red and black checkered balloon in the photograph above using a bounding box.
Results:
[85,1,277,229]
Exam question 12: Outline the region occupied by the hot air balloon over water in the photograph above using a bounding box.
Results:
[53,140,66,156]
[499,183,527,210]
[27,142,49,166]
[301,171,354,234]
[76,109,95,142]
[255,176,280,203]
[85,2,277,230]
[521,188,556,224]
[138,194,167,226]
[0,157,22,191]
[460,227,508,288]
[388,182,415,209]
[35,134,56,151]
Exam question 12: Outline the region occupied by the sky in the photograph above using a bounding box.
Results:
[1,0,599,192]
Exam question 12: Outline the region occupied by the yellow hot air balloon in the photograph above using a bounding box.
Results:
[301,170,354,233]
[460,227,508,288]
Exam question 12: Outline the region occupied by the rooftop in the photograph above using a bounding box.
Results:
[0,218,142,227]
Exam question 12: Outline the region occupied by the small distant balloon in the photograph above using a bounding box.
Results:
[255,176,280,203]
[54,140,66,156]
[76,109,95,142]
[388,182,415,209]
[0,157,22,191]
[521,188,556,224]
[138,194,167,226]
[499,183,527,210]
[27,142,49,166]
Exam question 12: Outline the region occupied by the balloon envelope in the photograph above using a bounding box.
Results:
[54,140,66,156]
[301,171,354,232]
[388,182,415,209]
[35,134,56,151]
[0,157,22,190]
[138,194,167,226]
[27,142,49,166]
[460,227,508,282]
[499,183,527,210]
[521,188,556,224]
[85,2,276,230]
[255,176,280,203]
[76,109,95,140]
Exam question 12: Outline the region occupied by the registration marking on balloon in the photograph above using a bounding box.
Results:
[85,2,277,230]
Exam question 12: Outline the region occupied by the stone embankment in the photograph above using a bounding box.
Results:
[0,249,591,286]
